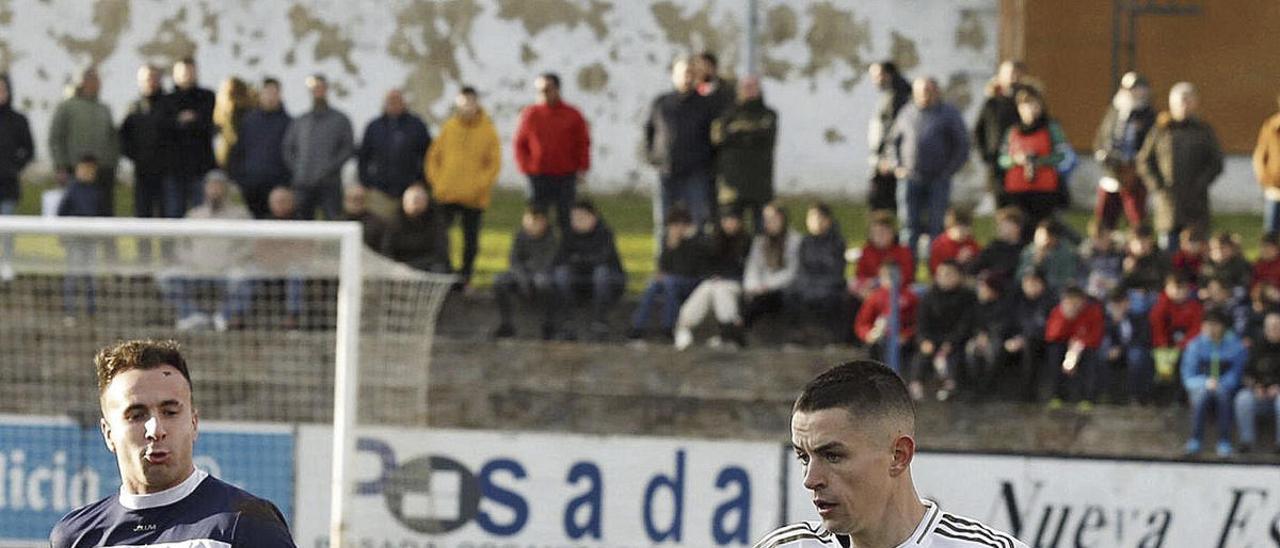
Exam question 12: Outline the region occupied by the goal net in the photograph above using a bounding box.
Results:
[0,215,453,547]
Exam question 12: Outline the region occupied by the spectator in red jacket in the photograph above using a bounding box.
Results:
[851,210,914,299]
[855,263,919,371]
[1253,233,1280,290]
[1044,286,1106,408]
[1150,273,1204,349]
[928,207,981,278]
[1171,227,1206,287]
[513,72,591,234]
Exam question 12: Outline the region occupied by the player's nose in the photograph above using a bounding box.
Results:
[144,416,164,440]
[802,463,825,490]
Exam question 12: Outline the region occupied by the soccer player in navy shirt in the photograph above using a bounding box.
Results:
[50,339,296,548]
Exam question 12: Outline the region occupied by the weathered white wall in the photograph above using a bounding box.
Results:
[0,0,1260,211]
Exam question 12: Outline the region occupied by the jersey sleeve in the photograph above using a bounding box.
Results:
[233,498,297,548]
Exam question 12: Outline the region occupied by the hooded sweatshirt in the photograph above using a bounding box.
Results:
[426,109,501,209]
[555,221,624,274]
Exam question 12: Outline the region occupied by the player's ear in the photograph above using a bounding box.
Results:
[100,416,115,454]
[191,407,199,442]
[889,434,915,477]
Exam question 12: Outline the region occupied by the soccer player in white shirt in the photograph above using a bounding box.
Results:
[755,360,1027,548]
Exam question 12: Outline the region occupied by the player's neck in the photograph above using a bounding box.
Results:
[123,466,199,496]
[852,485,927,548]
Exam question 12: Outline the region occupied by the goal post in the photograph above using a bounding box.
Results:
[0,215,453,548]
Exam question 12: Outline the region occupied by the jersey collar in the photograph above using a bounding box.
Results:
[900,499,941,546]
[118,468,208,510]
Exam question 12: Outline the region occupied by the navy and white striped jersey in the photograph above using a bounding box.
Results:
[754,500,1028,548]
[49,469,296,548]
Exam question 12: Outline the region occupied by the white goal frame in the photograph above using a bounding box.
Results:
[0,216,366,548]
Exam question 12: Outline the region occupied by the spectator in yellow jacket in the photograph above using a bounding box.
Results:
[1254,92,1280,235]
[426,86,502,287]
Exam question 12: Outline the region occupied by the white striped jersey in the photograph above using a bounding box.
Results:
[753,500,1028,548]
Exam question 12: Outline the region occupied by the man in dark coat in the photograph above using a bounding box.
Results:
[120,65,168,223]
[711,76,776,234]
[160,58,216,217]
[358,88,431,204]
[0,72,33,281]
[229,77,292,219]
[646,56,719,247]
[973,60,1026,209]
[1137,82,1224,250]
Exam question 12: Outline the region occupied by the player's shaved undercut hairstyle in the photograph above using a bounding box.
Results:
[95,339,192,397]
[794,360,915,431]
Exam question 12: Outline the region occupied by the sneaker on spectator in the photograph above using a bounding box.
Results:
[1184,438,1202,455]
[212,313,229,332]
[0,263,14,282]
[492,323,516,339]
[1215,441,1233,458]
[176,313,209,331]
[707,335,724,349]
[674,327,693,351]
[908,381,925,401]
[625,327,645,341]
[589,321,610,341]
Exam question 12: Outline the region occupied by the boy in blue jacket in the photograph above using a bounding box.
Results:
[1181,308,1247,457]
[57,154,105,322]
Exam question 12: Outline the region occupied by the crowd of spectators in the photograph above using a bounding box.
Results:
[4,51,1280,457]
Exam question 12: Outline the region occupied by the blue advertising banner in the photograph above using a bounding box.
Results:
[0,416,295,545]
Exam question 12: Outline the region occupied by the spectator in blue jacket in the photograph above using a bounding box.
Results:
[886,77,970,261]
[1181,308,1247,457]
[57,155,106,321]
[358,88,431,208]
[228,77,291,218]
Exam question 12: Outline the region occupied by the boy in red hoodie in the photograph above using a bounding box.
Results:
[928,207,982,278]
[1149,273,1204,403]
[1253,233,1280,290]
[1150,273,1204,350]
[1170,227,1206,287]
[1044,286,1106,409]
[855,263,919,371]
[850,210,914,298]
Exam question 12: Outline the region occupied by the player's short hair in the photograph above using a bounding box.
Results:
[95,339,191,396]
[794,360,915,431]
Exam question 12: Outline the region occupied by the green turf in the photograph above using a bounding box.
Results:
[13,180,1269,292]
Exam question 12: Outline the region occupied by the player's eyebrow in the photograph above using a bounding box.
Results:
[793,441,845,454]
[811,442,845,454]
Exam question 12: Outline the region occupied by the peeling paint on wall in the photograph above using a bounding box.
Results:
[496,0,612,40]
[889,31,919,71]
[764,4,797,45]
[287,4,358,76]
[51,0,130,65]
[802,2,871,80]
[0,0,1002,202]
[650,1,741,70]
[139,7,198,63]
[576,62,609,92]
[389,0,481,121]
[944,72,973,111]
[955,9,987,52]
[520,43,538,64]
